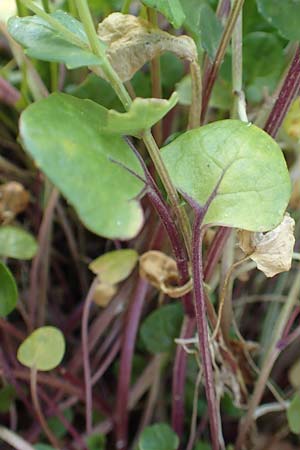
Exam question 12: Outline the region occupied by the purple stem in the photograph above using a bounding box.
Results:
[115,278,148,450]
[81,278,98,436]
[172,315,196,441]
[192,211,219,450]
[203,227,232,281]
[264,45,300,138]
[0,77,21,106]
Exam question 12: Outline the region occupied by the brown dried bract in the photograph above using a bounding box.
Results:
[0,181,30,224]
[139,250,180,292]
[238,213,295,278]
[97,13,197,82]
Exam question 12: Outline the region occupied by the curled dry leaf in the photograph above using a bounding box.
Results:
[0,182,29,224]
[238,213,295,277]
[96,13,197,82]
[139,250,192,297]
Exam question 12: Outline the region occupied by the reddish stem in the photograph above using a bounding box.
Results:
[115,278,148,450]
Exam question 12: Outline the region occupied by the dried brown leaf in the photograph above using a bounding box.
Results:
[0,181,30,224]
[238,214,295,278]
[139,250,178,289]
[97,13,197,82]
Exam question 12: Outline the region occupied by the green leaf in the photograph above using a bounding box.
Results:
[199,4,222,60]
[243,32,285,103]
[17,326,66,371]
[0,261,18,317]
[257,0,300,41]
[89,249,138,284]
[0,226,38,260]
[140,303,183,354]
[34,445,55,450]
[87,433,106,450]
[8,11,102,69]
[162,120,291,232]
[194,442,211,450]
[141,0,185,29]
[0,385,16,413]
[20,93,144,240]
[47,408,74,439]
[287,393,300,434]
[138,423,179,450]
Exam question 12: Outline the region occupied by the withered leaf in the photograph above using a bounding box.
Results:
[93,281,117,307]
[96,13,197,82]
[238,213,295,277]
[0,182,30,224]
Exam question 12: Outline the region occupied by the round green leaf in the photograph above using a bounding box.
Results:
[0,226,38,260]
[162,120,291,232]
[89,249,138,284]
[0,261,18,317]
[140,303,183,354]
[138,423,179,450]
[20,93,144,240]
[17,326,66,371]
[257,0,300,41]
[287,393,300,434]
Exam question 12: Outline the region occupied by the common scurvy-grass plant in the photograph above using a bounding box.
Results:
[1,0,300,449]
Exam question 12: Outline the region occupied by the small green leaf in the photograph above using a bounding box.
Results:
[8,11,102,69]
[0,261,18,317]
[138,423,179,450]
[257,0,300,41]
[194,442,211,450]
[243,32,285,103]
[47,408,74,439]
[0,385,16,413]
[34,445,55,450]
[140,303,183,354]
[17,326,66,371]
[162,120,291,232]
[0,226,38,260]
[20,93,144,240]
[141,0,185,29]
[87,433,106,450]
[89,249,138,284]
[287,393,300,434]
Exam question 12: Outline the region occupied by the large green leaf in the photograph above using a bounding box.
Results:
[140,303,183,354]
[243,32,285,103]
[0,226,38,260]
[141,0,185,29]
[8,11,102,69]
[0,261,18,317]
[20,93,144,240]
[17,326,65,371]
[257,0,300,41]
[162,120,291,232]
[138,423,179,450]
[199,3,222,60]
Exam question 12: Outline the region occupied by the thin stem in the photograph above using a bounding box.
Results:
[201,0,245,123]
[235,269,300,449]
[264,45,300,138]
[148,8,163,145]
[30,366,62,449]
[203,227,232,282]
[188,61,202,129]
[121,0,132,14]
[82,278,98,436]
[115,278,148,450]
[0,426,35,450]
[192,212,220,450]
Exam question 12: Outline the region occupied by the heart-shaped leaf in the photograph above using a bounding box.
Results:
[17,326,65,371]
[141,0,185,29]
[162,120,291,232]
[0,261,18,317]
[0,226,38,260]
[8,11,101,69]
[20,93,144,240]
[257,0,300,41]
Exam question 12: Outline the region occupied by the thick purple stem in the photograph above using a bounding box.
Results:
[192,211,220,450]
[115,278,148,450]
[264,45,300,138]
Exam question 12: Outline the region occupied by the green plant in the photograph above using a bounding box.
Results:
[1,1,300,450]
